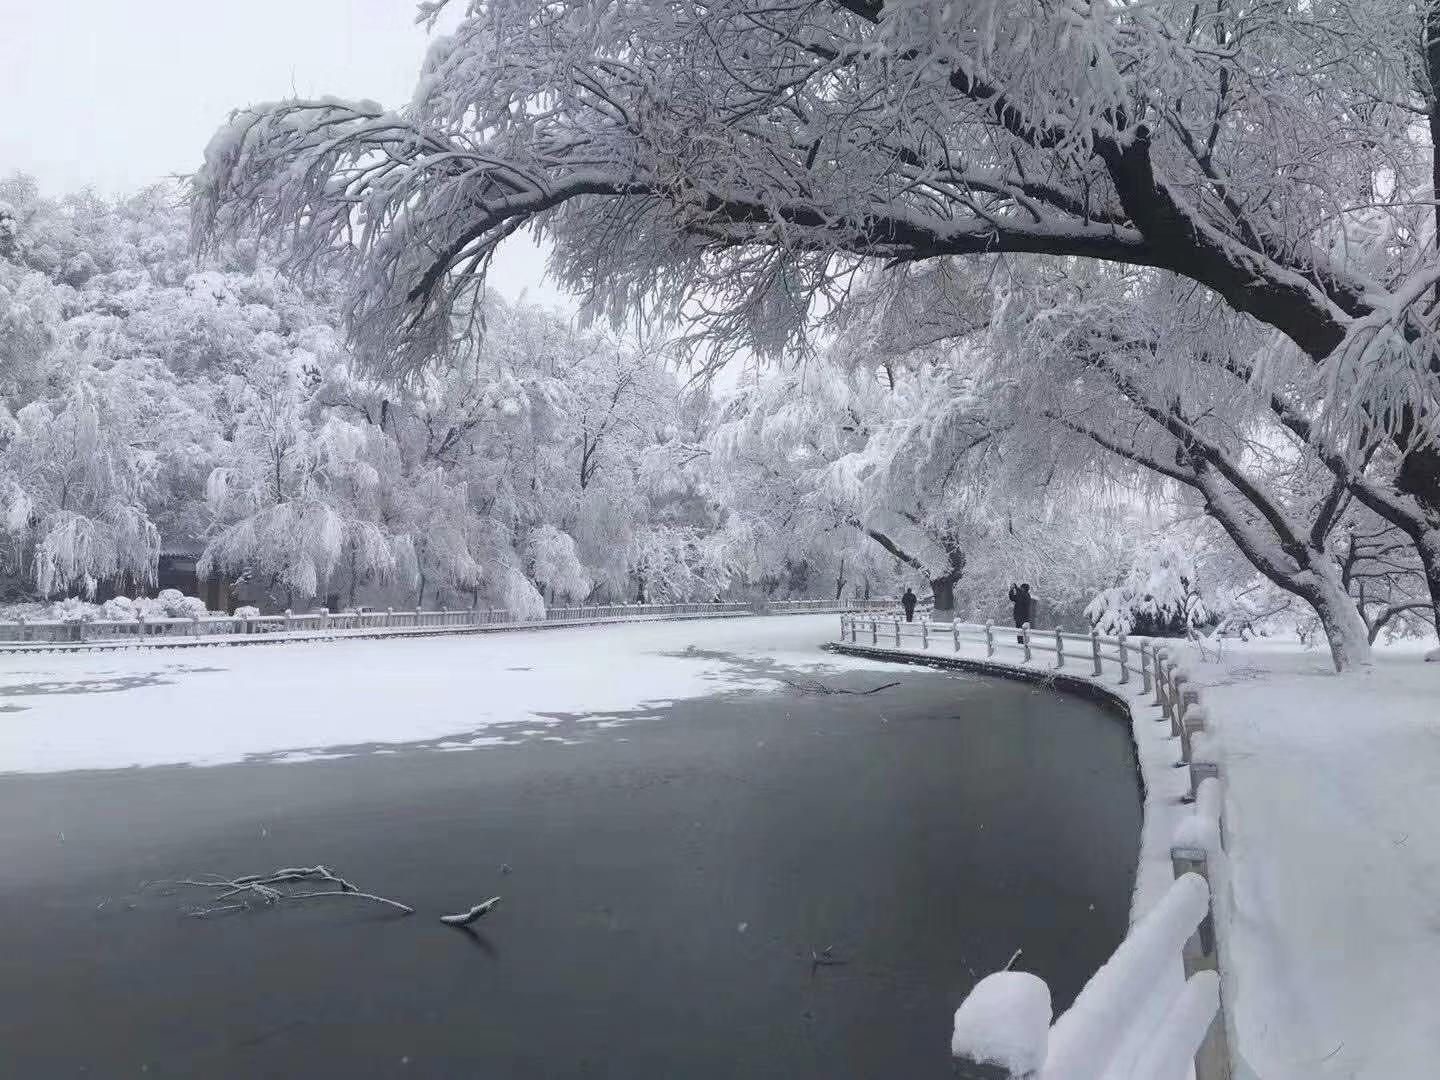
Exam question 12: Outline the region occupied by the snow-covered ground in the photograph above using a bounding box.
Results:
[1188,640,1440,1080]
[0,614,883,773]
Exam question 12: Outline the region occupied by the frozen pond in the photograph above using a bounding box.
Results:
[0,618,1140,1077]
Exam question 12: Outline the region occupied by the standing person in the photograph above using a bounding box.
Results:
[1008,583,1034,644]
[901,587,918,623]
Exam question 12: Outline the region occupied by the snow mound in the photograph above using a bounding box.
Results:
[950,971,1052,1073]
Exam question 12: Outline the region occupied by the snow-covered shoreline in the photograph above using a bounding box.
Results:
[831,630,1440,1079]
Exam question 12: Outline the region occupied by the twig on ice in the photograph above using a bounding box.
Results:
[782,679,900,696]
[810,944,848,967]
[287,890,415,914]
[441,896,502,925]
[165,865,411,919]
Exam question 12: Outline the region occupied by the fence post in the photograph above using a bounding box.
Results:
[1170,844,1232,1080]
[1189,759,1220,803]
[1170,673,1191,738]
[1139,642,1151,693]
[415,605,423,627]
[1170,846,1218,972]
[871,618,878,645]
[77,619,87,643]
[1153,649,1169,707]
[137,611,146,639]
[921,619,929,649]
[1181,705,1209,763]
[1090,629,1102,676]
[953,620,961,652]
[1055,627,1065,668]
[1117,634,1129,685]
[894,618,901,647]
[191,613,202,638]
[985,621,994,657]
[1179,686,1201,732]
[319,607,329,630]
[1022,623,1032,663]
[442,604,449,625]
[16,615,25,643]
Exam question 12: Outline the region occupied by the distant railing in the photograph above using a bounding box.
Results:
[836,613,1231,1080]
[0,597,894,648]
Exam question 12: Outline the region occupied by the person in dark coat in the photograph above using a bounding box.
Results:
[1008,583,1034,643]
[901,587,918,622]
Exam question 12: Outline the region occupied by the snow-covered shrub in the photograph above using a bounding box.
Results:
[1086,536,1213,638]
[152,589,208,619]
[234,605,261,619]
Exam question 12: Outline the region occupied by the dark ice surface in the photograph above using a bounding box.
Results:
[0,657,1140,1079]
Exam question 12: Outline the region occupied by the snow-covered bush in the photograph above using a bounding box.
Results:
[1086,536,1213,638]
[0,589,210,622]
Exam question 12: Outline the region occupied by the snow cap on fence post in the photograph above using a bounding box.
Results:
[950,971,1052,1080]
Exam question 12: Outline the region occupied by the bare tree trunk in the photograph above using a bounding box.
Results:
[928,538,966,622]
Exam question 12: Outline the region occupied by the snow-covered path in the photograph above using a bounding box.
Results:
[0,614,882,773]
[1192,644,1440,1080]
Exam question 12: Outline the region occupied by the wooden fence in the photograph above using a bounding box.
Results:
[0,598,893,650]
[836,614,1230,1080]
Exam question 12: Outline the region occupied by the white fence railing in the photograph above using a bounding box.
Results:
[836,613,1231,1080]
[0,598,894,648]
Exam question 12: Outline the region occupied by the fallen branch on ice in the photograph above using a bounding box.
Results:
[782,678,900,696]
[159,865,414,917]
[441,896,502,925]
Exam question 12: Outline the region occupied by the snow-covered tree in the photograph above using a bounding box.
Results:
[194,0,1440,656]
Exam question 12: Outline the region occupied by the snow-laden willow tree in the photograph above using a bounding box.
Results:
[195,0,1440,659]
[712,354,998,616]
[0,177,731,612]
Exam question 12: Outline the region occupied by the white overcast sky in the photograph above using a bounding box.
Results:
[0,0,568,307]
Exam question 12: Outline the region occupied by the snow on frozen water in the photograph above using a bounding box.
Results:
[0,615,887,774]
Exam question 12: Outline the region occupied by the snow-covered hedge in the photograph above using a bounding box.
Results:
[0,589,210,623]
